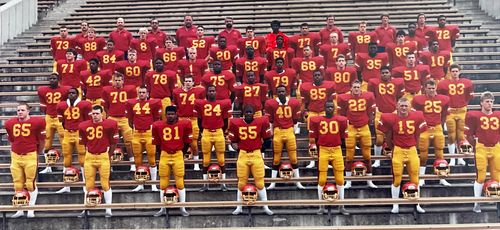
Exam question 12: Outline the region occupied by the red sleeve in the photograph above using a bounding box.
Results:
[339,117,348,138]
[264,100,275,122]
[308,117,319,140]
[377,113,392,133]
[222,100,231,119]
[464,112,476,137]
[78,123,87,146]
[260,116,272,139]
[183,120,193,144]
[152,123,160,146]
[228,119,239,142]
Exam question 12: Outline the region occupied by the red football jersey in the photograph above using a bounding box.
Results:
[38,85,70,117]
[235,57,267,83]
[130,38,157,62]
[368,78,404,113]
[265,31,289,50]
[264,97,301,129]
[385,42,417,68]
[355,52,389,82]
[152,119,193,153]
[172,86,206,117]
[126,99,162,130]
[56,100,92,130]
[178,59,208,85]
[147,30,167,49]
[405,36,426,52]
[437,78,474,108]
[412,94,450,126]
[324,66,357,94]
[228,116,271,151]
[419,51,451,80]
[187,36,216,59]
[78,119,118,153]
[108,29,133,52]
[201,70,235,100]
[348,31,378,54]
[144,69,177,99]
[209,45,238,71]
[176,26,197,48]
[309,115,348,147]
[378,111,427,148]
[375,26,396,47]
[391,65,430,94]
[266,47,295,69]
[80,70,112,100]
[155,47,186,71]
[219,28,242,47]
[426,25,460,52]
[289,33,321,57]
[237,37,266,57]
[96,49,125,72]
[264,68,297,96]
[300,81,336,113]
[115,60,151,87]
[291,56,324,83]
[234,83,268,111]
[465,111,500,146]
[319,43,351,67]
[337,92,376,127]
[102,85,138,117]
[415,25,431,42]
[50,36,76,61]
[319,26,344,45]
[5,117,45,154]
[54,60,88,88]
[77,37,106,61]
[194,99,231,130]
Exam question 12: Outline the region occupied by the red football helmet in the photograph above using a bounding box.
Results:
[85,188,102,206]
[458,140,473,155]
[241,184,258,204]
[134,165,150,182]
[308,144,318,158]
[63,166,80,183]
[352,161,367,176]
[322,183,339,201]
[111,147,124,162]
[162,186,179,204]
[44,148,60,165]
[279,162,294,180]
[483,180,500,197]
[433,159,450,177]
[12,190,30,207]
[184,146,193,160]
[207,164,222,182]
[402,182,419,199]
[382,142,392,156]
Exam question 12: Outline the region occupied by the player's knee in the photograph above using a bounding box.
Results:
[238,178,248,191]
[375,136,384,146]
[102,183,110,191]
[255,179,265,190]
[345,138,355,148]
[175,177,185,190]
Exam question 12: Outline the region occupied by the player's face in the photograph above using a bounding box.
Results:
[183,78,194,88]
[438,18,446,27]
[60,28,68,37]
[89,60,98,70]
[327,17,335,26]
[88,30,95,39]
[397,101,410,116]
[408,24,416,34]
[276,59,284,68]
[368,44,378,54]
[184,16,193,27]
[213,61,222,72]
[418,15,426,24]
[481,98,494,112]
[325,102,335,115]
[128,52,137,62]
[406,54,415,66]
[271,23,280,33]
[154,60,164,71]
[396,35,405,43]
[277,87,287,98]
[246,29,254,38]
[139,30,147,39]
[336,58,346,68]
[68,89,78,100]
[430,41,439,52]
[165,40,174,48]
[207,87,216,99]
[450,68,460,78]
[425,84,436,97]
[91,109,103,123]
[81,22,88,31]
[188,49,197,60]
[329,33,338,43]
[66,52,75,61]
[166,111,177,123]
[351,83,361,95]
[197,27,204,37]
[247,72,255,84]
[300,26,309,35]
[116,18,125,29]
[150,20,159,29]
[138,88,148,100]
[243,108,255,120]
[225,18,233,28]
[113,77,124,88]
[49,75,59,86]
[381,69,391,81]
[218,38,226,48]
[246,47,254,57]
[381,16,389,25]
[17,105,29,119]
[106,41,114,50]
[276,36,283,46]
[359,23,367,33]
[303,46,312,57]
[313,71,323,83]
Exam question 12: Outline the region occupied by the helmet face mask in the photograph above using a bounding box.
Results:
[402,182,419,200]
[241,184,258,205]
[63,166,80,183]
[484,180,500,197]
[134,166,150,182]
[352,161,367,176]
[279,163,294,180]
[433,160,450,177]
[12,190,30,207]
[459,141,473,155]
[45,149,60,165]
[162,186,179,204]
[207,164,222,182]
[322,183,339,201]
[111,147,124,162]
[308,145,318,158]
[85,189,102,206]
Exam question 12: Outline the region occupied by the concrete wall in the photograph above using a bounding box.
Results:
[479,0,500,19]
[0,0,37,46]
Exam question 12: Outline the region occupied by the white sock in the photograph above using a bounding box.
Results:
[317,185,323,200]
[104,189,112,215]
[374,145,382,156]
